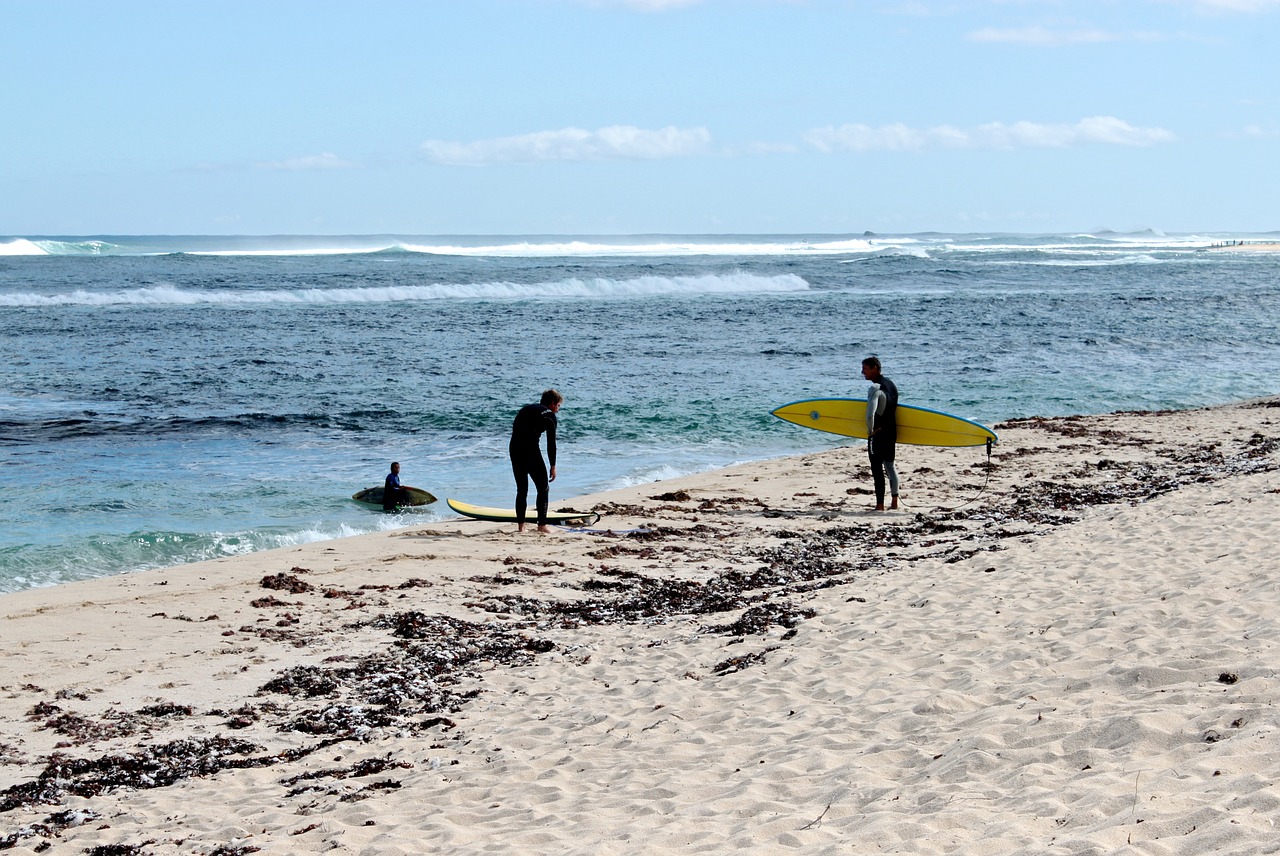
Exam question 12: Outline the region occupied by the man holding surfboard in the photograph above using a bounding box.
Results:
[861,356,899,511]
[510,389,563,533]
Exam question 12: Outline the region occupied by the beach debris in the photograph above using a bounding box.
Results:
[280,756,412,787]
[0,736,334,813]
[712,647,778,676]
[652,490,692,501]
[798,803,832,831]
[704,602,815,637]
[83,843,156,855]
[0,808,102,850]
[252,613,554,742]
[260,571,313,594]
[27,701,195,745]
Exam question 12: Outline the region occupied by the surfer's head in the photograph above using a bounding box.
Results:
[861,356,882,380]
[541,389,564,411]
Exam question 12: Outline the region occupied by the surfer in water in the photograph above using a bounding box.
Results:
[862,356,900,511]
[510,389,563,533]
[383,461,409,511]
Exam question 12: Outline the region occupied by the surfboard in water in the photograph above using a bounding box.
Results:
[771,398,997,447]
[352,485,438,508]
[446,498,600,525]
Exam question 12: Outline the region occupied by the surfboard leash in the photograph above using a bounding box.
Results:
[931,436,994,513]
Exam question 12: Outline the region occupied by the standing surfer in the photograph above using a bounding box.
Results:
[862,356,899,511]
[510,389,563,533]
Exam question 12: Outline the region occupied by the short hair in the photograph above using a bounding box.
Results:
[391,461,400,468]
[540,388,563,407]
[862,356,881,370]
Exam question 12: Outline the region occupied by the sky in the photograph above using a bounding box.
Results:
[3,0,1279,235]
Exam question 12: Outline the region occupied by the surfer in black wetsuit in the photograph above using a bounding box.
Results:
[861,356,900,511]
[383,461,408,511]
[510,389,563,533]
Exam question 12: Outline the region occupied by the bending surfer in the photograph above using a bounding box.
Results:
[861,356,900,511]
[510,389,563,533]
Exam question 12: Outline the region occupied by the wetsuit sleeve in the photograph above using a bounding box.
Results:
[545,412,557,468]
[866,384,884,435]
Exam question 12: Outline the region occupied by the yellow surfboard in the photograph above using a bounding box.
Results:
[771,398,997,447]
[446,498,600,525]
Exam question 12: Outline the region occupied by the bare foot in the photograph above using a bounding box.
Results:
[874,504,885,511]
[517,524,526,533]
[536,525,552,534]
[889,498,900,510]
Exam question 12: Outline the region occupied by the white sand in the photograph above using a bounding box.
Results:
[3,400,1280,854]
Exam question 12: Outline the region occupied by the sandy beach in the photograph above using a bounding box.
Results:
[4,399,1280,855]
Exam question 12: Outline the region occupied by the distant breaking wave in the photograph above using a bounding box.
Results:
[1,236,880,258]
[0,238,126,256]
[0,239,51,256]
[0,273,811,307]
[3,233,1269,258]
[395,238,878,257]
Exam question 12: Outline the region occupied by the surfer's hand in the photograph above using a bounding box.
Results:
[549,465,557,482]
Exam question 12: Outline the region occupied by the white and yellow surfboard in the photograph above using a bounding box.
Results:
[771,398,997,447]
[446,498,600,525]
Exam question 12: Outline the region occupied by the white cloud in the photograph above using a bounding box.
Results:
[1223,123,1279,139]
[421,125,712,165]
[804,117,1175,153]
[968,26,1131,45]
[256,153,358,171]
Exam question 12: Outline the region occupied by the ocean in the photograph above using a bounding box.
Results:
[2,232,1278,593]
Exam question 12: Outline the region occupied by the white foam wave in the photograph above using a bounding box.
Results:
[0,239,49,256]
[6,236,884,258]
[399,238,878,257]
[995,253,1165,267]
[0,273,811,307]
[943,236,1217,253]
[838,246,932,263]
[192,246,391,257]
[147,237,885,258]
[600,460,739,491]
[9,233,1265,258]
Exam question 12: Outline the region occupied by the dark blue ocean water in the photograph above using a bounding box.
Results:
[2,232,1278,591]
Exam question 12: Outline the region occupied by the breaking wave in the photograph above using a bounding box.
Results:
[0,273,811,307]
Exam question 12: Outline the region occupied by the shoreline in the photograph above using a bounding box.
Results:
[4,398,1280,853]
[1204,240,1280,252]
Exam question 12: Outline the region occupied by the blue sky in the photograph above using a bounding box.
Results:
[3,0,1278,235]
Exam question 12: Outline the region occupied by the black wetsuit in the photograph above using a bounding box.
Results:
[867,375,899,506]
[383,470,406,511]
[509,403,557,527]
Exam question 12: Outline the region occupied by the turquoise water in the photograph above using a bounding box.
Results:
[2,231,1278,591]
